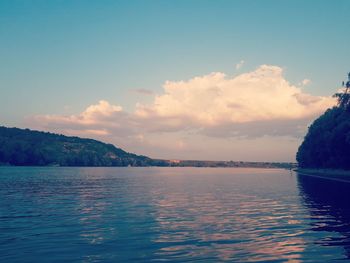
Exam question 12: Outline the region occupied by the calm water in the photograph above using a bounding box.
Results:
[1,167,350,262]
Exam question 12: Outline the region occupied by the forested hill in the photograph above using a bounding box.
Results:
[0,126,295,168]
[296,76,350,170]
[0,126,162,166]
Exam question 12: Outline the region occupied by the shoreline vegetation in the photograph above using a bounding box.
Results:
[295,74,350,180]
[0,126,295,169]
[0,160,296,169]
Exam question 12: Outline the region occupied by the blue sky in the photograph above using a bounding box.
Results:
[1,0,349,161]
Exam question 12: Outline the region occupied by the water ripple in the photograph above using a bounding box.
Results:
[1,167,350,262]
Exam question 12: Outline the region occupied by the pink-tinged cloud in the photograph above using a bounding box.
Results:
[235,60,245,70]
[27,65,337,161]
[30,100,135,137]
[35,100,122,126]
[136,65,335,126]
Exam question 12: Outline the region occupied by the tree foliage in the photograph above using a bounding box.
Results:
[0,127,163,166]
[296,101,350,170]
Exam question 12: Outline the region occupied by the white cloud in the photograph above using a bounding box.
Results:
[136,65,335,127]
[30,100,134,137]
[301,79,311,86]
[38,100,122,125]
[82,100,122,118]
[28,65,337,161]
[236,60,245,70]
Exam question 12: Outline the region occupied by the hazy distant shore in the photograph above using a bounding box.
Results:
[296,168,350,183]
[0,160,295,169]
[161,160,296,169]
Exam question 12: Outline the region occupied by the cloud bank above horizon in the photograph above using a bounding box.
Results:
[29,65,336,161]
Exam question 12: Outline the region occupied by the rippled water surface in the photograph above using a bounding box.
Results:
[1,167,350,262]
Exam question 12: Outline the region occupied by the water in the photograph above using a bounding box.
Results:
[1,167,350,262]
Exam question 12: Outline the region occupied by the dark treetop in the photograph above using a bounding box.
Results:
[296,73,350,170]
[0,126,164,166]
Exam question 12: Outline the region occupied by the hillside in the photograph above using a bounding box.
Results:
[0,126,162,166]
[0,126,295,168]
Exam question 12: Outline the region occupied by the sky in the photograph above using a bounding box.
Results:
[1,0,349,162]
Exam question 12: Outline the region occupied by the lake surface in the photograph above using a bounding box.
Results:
[1,167,350,262]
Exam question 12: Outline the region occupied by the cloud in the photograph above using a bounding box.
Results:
[136,65,335,129]
[235,60,245,70]
[132,88,154,95]
[28,65,336,160]
[38,100,122,125]
[30,100,135,137]
[301,79,311,86]
[31,66,336,138]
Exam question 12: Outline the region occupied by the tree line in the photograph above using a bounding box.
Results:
[297,76,350,170]
[0,127,164,166]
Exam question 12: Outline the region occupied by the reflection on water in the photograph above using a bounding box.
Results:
[1,167,350,262]
[297,173,350,259]
[152,189,306,262]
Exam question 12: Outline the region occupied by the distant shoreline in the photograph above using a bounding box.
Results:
[296,168,350,183]
[0,126,297,169]
[0,161,294,169]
